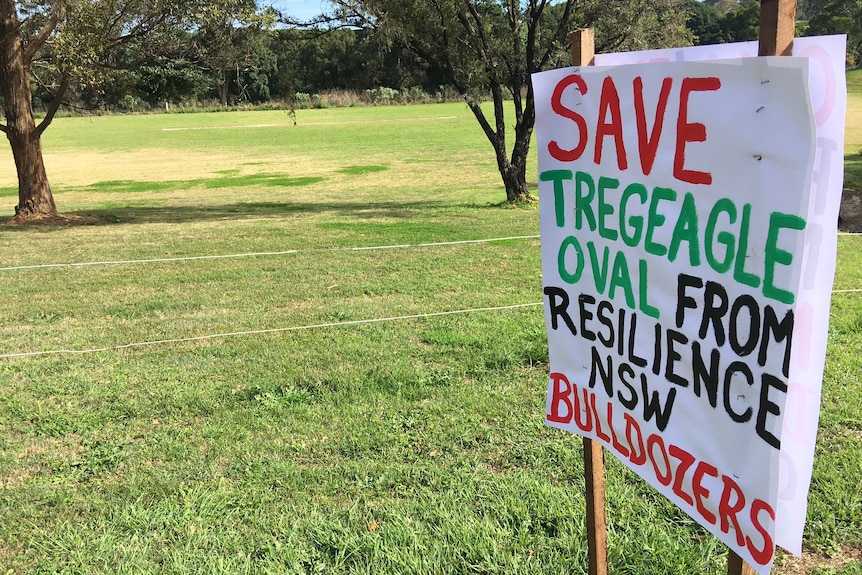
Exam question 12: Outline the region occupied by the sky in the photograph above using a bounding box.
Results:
[271,0,332,22]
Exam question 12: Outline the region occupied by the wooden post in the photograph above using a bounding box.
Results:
[759,0,797,56]
[571,28,595,67]
[569,28,608,575]
[724,5,798,575]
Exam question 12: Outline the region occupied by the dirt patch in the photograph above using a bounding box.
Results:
[840,188,862,233]
[0,213,102,227]
[773,546,862,574]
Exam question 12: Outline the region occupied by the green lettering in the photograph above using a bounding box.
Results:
[598,176,620,241]
[668,192,700,266]
[705,198,736,274]
[609,251,636,309]
[764,212,806,305]
[558,236,584,284]
[587,241,610,294]
[733,204,760,289]
[540,170,574,228]
[575,171,597,231]
[645,186,676,257]
[638,259,660,319]
[620,183,647,247]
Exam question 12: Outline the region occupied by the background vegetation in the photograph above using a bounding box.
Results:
[23,0,852,114]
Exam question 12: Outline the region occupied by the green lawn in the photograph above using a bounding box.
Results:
[0,95,859,574]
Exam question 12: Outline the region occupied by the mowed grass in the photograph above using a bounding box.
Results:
[0,97,859,575]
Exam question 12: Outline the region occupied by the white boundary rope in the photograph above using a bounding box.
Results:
[0,302,543,359]
[0,235,541,272]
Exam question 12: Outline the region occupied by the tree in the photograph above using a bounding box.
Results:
[191,1,276,105]
[0,0,251,222]
[805,0,862,66]
[331,0,691,204]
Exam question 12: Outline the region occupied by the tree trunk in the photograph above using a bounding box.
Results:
[0,0,59,221]
[500,160,531,204]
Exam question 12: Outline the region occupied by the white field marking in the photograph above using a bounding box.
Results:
[0,302,543,359]
[832,289,862,293]
[161,116,459,131]
[0,235,540,272]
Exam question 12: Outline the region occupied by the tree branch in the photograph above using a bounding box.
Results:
[33,74,70,139]
[0,123,8,134]
[23,10,62,62]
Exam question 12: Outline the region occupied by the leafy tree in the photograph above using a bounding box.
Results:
[806,0,862,65]
[191,1,276,105]
[0,0,251,221]
[330,0,692,204]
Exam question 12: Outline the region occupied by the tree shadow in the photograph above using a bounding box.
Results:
[0,199,509,231]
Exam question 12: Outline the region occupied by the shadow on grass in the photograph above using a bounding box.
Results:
[845,154,862,192]
[0,199,510,230]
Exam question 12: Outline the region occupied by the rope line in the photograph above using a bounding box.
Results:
[0,235,541,272]
[0,302,543,359]
[3,286,860,359]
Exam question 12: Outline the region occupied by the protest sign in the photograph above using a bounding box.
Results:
[594,37,848,556]
[533,54,824,574]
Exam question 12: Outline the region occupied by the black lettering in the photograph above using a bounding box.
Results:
[665,328,689,387]
[617,362,639,410]
[701,281,728,345]
[757,373,787,449]
[676,273,703,328]
[729,294,760,357]
[544,286,577,336]
[597,299,615,348]
[723,361,754,423]
[627,311,648,367]
[579,294,597,341]
[759,306,794,378]
[642,380,676,431]
[692,341,720,408]
[590,347,613,397]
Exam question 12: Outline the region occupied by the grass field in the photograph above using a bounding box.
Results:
[0,93,860,575]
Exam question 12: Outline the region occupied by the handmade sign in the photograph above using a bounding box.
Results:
[594,37,848,557]
[533,55,823,574]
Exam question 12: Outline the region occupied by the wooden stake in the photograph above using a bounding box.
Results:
[725,3,797,575]
[583,436,608,575]
[570,28,607,575]
[570,28,595,67]
[727,549,756,575]
[759,0,797,56]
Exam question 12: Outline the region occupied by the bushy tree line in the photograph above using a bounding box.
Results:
[24,0,861,115]
[31,25,453,113]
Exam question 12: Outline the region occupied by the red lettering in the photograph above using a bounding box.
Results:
[746,499,776,566]
[718,475,746,546]
[669,444,696,506]
[572,383,593,433]
[634,76,672,176]
[624,414,646,465]
[647,434,672,486]
[606,401,629,458]
[594,76,627,170]
[692,461,719,525]
[674,77,720,185]
[549,75,589,162]
[590,391,611,443]
[547,372,573,424]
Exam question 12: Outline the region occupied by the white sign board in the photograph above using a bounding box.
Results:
[533,44,843,574]
[595,37,848,557]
